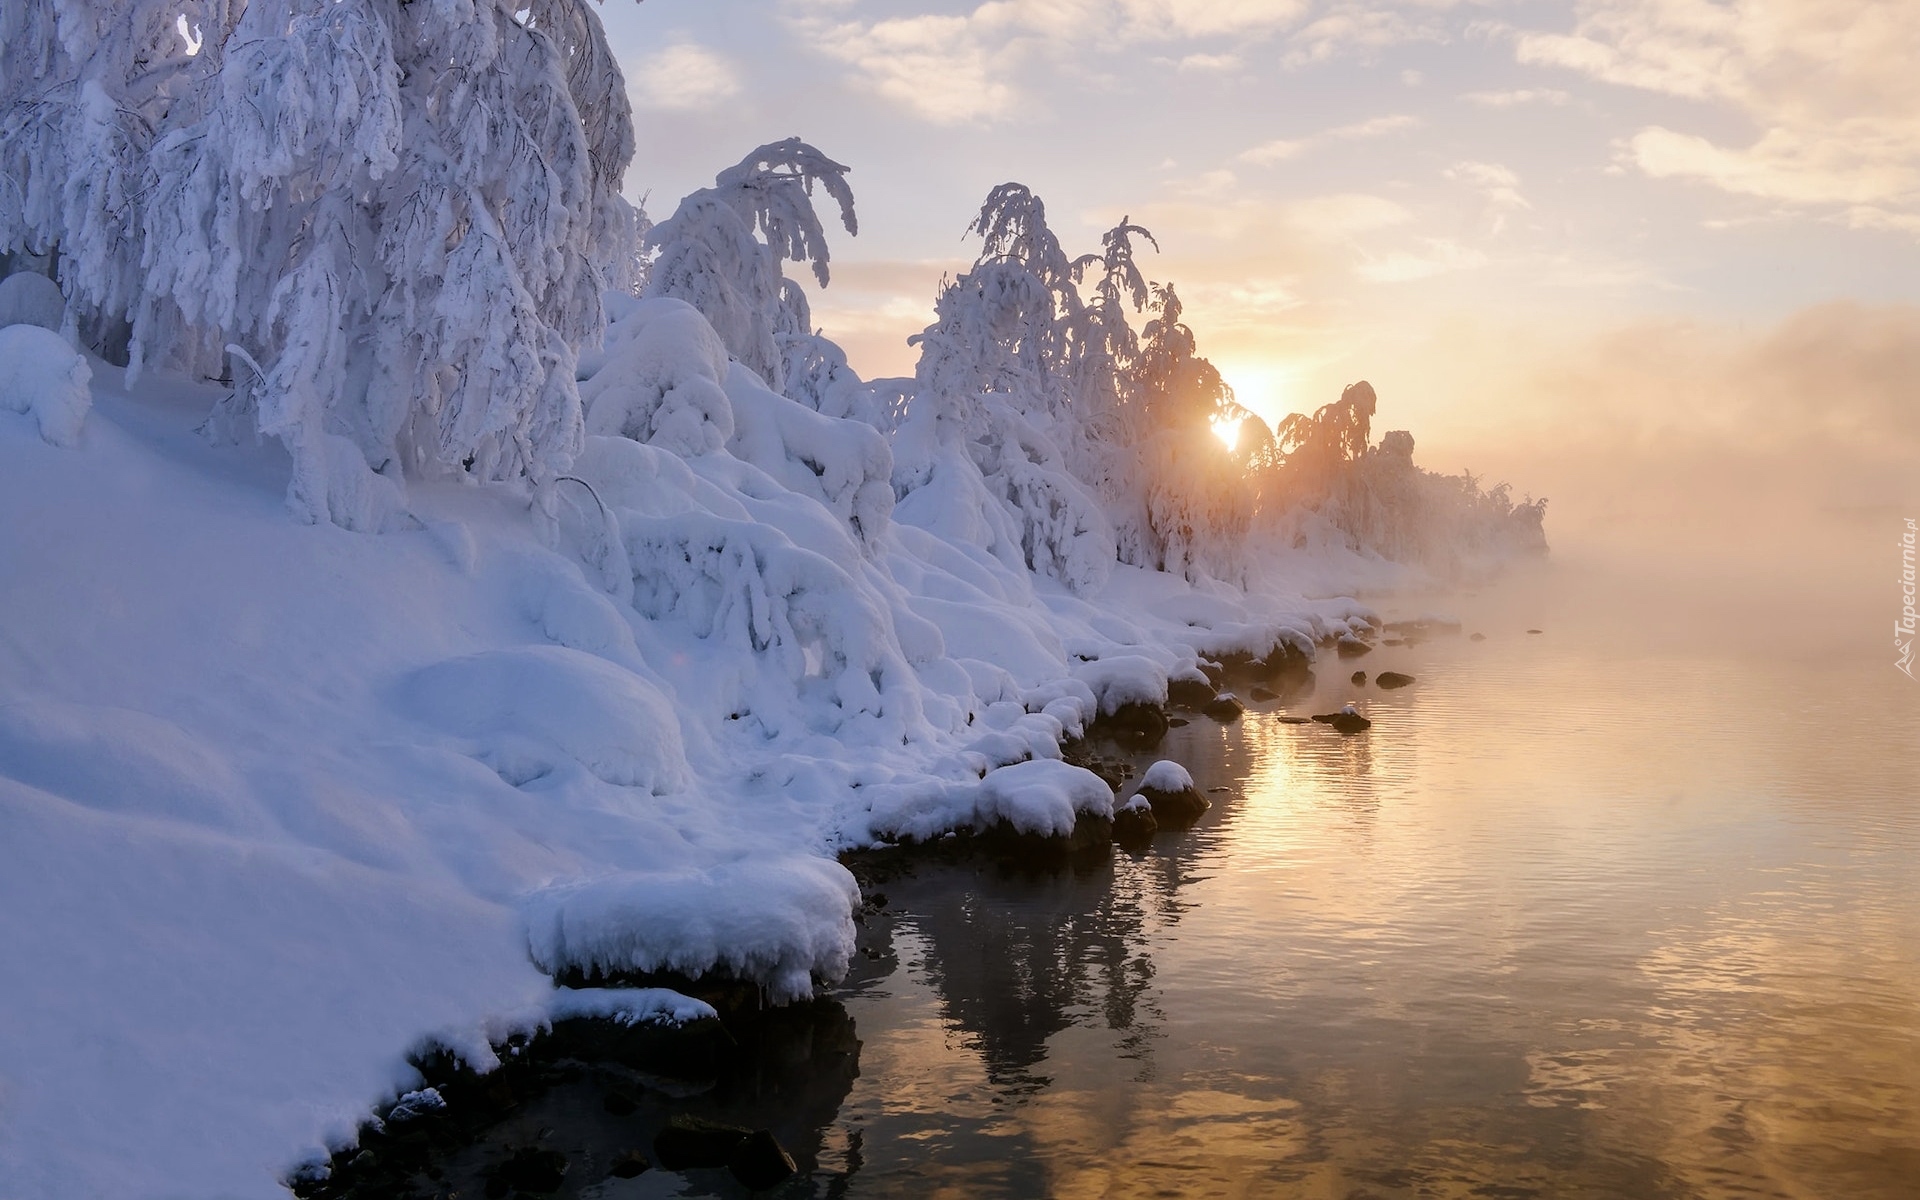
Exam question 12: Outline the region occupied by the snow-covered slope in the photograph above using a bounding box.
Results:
[0,309,1376,1197]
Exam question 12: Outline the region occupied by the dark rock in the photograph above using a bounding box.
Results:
[1276,715,1311,724]
[1249,686,1277,701]
[1350,671,1367,685]
[1093,701,1168,745]
[977,812,1112,863]
[1470,632,1486,642]
[1166,676,1217,710]
[1384,617,1459,637]
[1527,628,1543,634]
[1202,694,1244,722]
[601,1089,637,1116]
[492,1147,567,1194]
[728,1129,797,1191]
[1139,784,1209,826]
[654,1116,750,1171]
[608,1150,650,1179]
[1336,635,1372,657]
[1311,709,1372,734]
[1254,638,1312,674]
[1376,671,1414,689]
[1166,716,1189,727]
[1112,800,1157,849]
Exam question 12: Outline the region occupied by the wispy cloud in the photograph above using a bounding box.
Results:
[789,0,1316,123]
[630,43,743,111]
[1239,114,1422,165]
[1284,192,1415,236]
[1515,0,1920,230]
[1176,51,1244,72]
[1460,87,1570,107]
[1357,237,1488,282]
[801,13,1017,123]
[1286,1,1448,65]
[1446,160,1530,230]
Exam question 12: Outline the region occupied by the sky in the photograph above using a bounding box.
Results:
[594,0,1918,531]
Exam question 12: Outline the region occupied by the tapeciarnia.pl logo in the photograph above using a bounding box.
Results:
[1899,517,1917,679]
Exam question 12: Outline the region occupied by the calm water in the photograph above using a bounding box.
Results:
[796,547,1920,1199]
[474,528,1920,1200]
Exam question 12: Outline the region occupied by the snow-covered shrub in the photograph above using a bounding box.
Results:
[0,272,64,332]
[582,297,735,455]
[0,323,90,446]
[644,139,856,387]
[618,509,926,740]
[570,303,933,743]
[723,363,894,549]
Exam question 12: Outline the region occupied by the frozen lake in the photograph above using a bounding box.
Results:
[802,546,1920,1198]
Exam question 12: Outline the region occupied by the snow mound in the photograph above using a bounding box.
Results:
[1073,654,1170,715]
[397,646,691,794]
[522,855,860,1003]
[1141,759,1194,792]
[582,297,734,456]
[0,273,65,331]
[724,361,894,548]
[973,758,1114,837]
[0,324,91,447]
[0,700,257,832]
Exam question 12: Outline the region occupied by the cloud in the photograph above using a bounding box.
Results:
[1239,114,1421,164]
[1625,123,1920,209]
[1513,0,1920,229]
[630,43,743,111]
[1357,237,1488,281]
[1286,1,1447,65]
[1285,192,1415,236]
[1446,160,1530,229]
[787,0,1317,123]
[801,13,1018,123]
[1460,87,1570,106]
[1176,51,1244,71]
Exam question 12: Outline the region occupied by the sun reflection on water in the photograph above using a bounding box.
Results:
[819,562,1920,1199]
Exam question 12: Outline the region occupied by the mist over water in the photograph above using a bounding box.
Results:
[794,460,1920,1198]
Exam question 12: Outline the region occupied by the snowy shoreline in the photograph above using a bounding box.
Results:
[0,336,1400,1197]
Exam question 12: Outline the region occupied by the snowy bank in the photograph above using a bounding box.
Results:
[0,316,1378,1198]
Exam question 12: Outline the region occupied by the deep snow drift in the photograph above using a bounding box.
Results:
[0,299,1396,1198]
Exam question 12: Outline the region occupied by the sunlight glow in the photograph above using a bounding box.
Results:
[1215,359,1301,433]
[1211,414,1243,450]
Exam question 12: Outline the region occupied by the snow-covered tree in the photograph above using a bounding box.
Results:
[1069,216,1156,444]
[1125,283,1266,580]
[1260,382,1547,573]
[894,184,1115,592]
[0,2,223,355]
[3,0,640,529]
[644,138,856,389]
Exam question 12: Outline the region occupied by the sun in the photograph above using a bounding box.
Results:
[1211,413,1244,450]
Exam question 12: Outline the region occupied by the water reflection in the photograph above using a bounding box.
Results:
[812,559,1920,1199]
